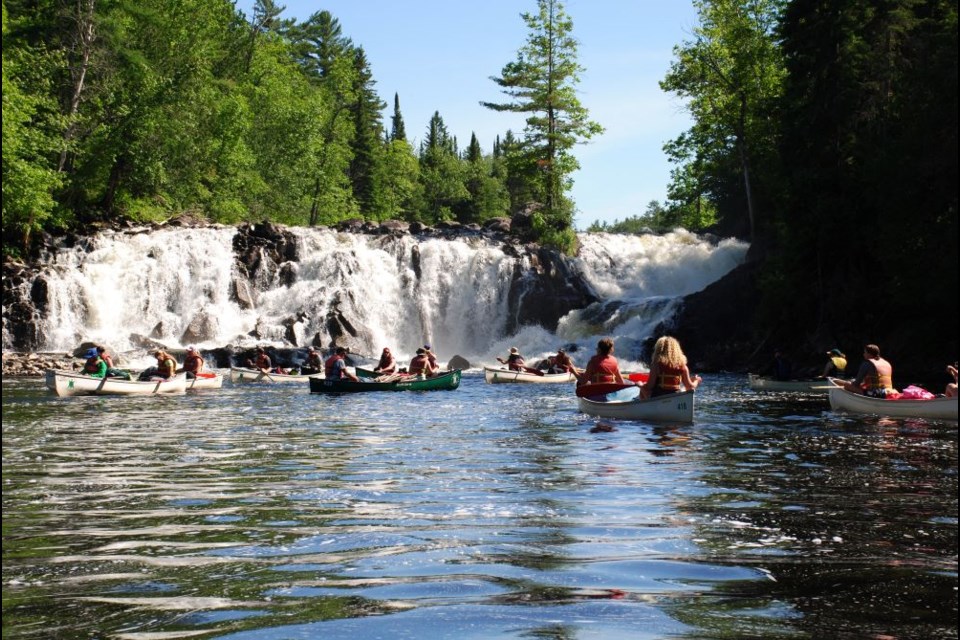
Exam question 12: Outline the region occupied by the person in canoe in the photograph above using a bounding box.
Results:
[640,336,701,399]
[548,348,576,374]
[374,347,397,374]
[300,347,323,375]
[96,345,131,379]
[945,362,957,397]
[246,347,272,372]
[837,343,896,398]
[822,348,847,378]
[496,347,544,376]
[762,349,793,381]
[497,347,526,371]
[423,344,439,373]
[179,346,205,379]
[80,348,107,378]
[325,346,360,382]
[140,349,177,380]
[408,347,437,377]
[576,337,625,386]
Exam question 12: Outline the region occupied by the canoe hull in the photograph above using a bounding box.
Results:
[483,366,576,384]
[748,374,835,392]
[188,372,224,390]
[229,367,320,383]
[578,389,695,423]
[829,388,958,420]
[45,370,188,397]
[311,370,461,393]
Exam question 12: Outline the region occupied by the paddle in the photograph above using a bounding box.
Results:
[626,372,650,383]
[576,381,641,398]
[522,366,545,376]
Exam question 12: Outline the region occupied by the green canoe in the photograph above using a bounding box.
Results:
[310,369,461,393]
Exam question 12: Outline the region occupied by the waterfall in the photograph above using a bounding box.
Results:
[4,226,748,368]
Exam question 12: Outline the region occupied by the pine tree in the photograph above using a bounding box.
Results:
[483,0,602,252]
[390,93,407,142]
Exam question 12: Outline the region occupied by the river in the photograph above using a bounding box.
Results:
[2,372,956,639]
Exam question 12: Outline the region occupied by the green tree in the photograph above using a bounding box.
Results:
[389,92,407,142]
[660,0,786,241]
[418,111,468,222]
[2,3,65,253]
[483,0,603,252]
[347,46,386,218]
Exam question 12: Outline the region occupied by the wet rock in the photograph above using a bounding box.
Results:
[181,310,220,346]
[231,276,256,309]
[447,354,471,370]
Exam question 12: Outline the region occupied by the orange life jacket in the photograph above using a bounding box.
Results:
[655,364,684,392]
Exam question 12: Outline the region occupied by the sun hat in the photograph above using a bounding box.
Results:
[509,347,519,354]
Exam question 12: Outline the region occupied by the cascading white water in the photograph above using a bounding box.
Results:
[13,226,748,368]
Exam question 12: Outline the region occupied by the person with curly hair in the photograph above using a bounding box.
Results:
[641,336,701,399]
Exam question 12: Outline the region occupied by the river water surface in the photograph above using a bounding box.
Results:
[2,373,957,639]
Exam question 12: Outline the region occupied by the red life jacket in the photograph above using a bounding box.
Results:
[588,355,620,383]
[324,354,343,378]
[655,364,684,392]
[83,357,102,374]
[183,353,203,373]
[408,355,429,375]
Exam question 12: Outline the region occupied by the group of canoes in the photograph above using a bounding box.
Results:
[42,339,958,423]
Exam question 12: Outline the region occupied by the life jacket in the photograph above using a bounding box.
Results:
[157,357,177,378]
[655,364,684,392]
[83,357,102,374]
[183,353,203,373]
[324,354,344,378]
[408,355,429,375]
[507,354,525,371]
[588,355,619,383]
[828,356,847,375]
[862,358,893,391]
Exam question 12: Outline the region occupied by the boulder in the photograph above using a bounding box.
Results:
[447,354,471,370]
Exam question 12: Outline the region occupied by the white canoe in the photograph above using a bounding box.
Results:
[45,370,188,397]
[228,367,321,383]
[578,388,695,423]
[829,387,958,421]
[188,372,224,390]
[483,366,576,384]
[748,374,836,392]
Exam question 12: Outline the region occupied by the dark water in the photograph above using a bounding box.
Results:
[2,373,956,640]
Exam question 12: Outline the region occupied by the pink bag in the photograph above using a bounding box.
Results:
[900,385,935,400]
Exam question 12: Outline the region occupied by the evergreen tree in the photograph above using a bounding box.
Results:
[390,93,407,142]
[290,10,352,80]
[483,0,603,252]
[419,111,468,222]
[347,47,386,217]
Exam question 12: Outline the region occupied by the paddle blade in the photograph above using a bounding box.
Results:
[576,382,638,398]
[626,372,649,383]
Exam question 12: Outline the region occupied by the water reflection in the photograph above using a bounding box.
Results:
[2,374,956,639]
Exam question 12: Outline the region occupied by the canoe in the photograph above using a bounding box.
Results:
[188,371,224,390]
[45,369,188,397]
[483,365,576,384]
[748,374,836,392]
[828,387,958,421]
[310,369,461,393]
[229,367,321,383]
[578,387,695,423]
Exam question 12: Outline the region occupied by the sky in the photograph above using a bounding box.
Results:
[240,0,700,229]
